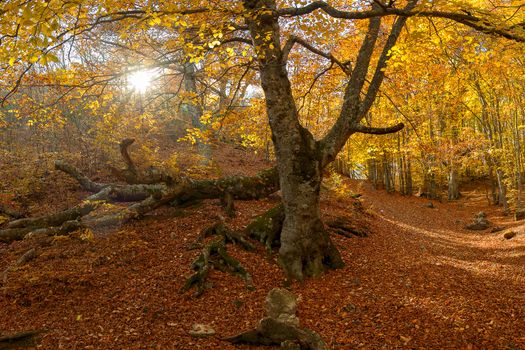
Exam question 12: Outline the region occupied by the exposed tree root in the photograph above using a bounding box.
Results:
[326,217,368,238]
[244,204,284,252]
[198,222,254,251]
[181,229,254,297]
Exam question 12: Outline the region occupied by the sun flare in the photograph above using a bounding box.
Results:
[127,68,158,93]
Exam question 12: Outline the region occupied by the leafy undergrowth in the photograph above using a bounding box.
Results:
[1,146,525,349]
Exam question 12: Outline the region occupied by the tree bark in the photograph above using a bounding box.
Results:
[448,168,460,200]
[496,168,509,214]
[244,0,343,281]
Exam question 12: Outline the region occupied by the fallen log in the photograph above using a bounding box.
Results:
[0,220,84,243]
[1,156,279,244]
[7,202,98,229]
[56,160,279,203]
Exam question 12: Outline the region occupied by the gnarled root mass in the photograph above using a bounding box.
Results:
[326,216,368,238]
[181,223,254,297]
[227,317,328,350]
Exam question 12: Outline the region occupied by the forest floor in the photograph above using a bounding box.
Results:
[1,144,524,350]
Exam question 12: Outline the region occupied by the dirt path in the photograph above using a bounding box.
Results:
[337,183,525,349]
[1,179,524,349]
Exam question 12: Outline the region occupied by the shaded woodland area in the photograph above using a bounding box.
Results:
[1,0,525,349]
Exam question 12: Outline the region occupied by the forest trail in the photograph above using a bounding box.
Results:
[1,154,524,349]
[344,182,525,349]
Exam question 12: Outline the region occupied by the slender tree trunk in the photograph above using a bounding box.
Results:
[182,61,212,164]
[383,152,394,192]
[448,167,460,200]
[488,164,498,205]
[496,169,509,214]
[368,158,378,189]
[405,157,413,195]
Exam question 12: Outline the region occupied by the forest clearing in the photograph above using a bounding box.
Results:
[1,143,524,349]
[1,0,525,349]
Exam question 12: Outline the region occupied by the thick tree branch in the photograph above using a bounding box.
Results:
[319,4,382,165]
[54,160,108,193]
[220,37,254,46]
[282,36,351,74]
[352,122,405,135]
[361,0,418,114]
[278,2,525,42]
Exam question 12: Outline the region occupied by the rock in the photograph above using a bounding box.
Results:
[425,202,434,208]
[227,289,328,350]
[466,222,490,230]
[515,209,525,221]
[504,231,517,240]
[188,323,215,338]
[491,226,505,233]
[466,212,490,231]
[266,288,297,320]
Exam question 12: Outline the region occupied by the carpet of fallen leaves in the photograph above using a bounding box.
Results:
[1,144,525,350]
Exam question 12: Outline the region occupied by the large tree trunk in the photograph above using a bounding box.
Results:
[278,156,343,281]
[244,0,343,281]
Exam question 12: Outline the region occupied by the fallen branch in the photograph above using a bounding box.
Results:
[112,138,174,185]
[0,220,84,243]
[2,141,279,244]
[1,248,38,285]
[7,202,97,229]
[0,204,25,219]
